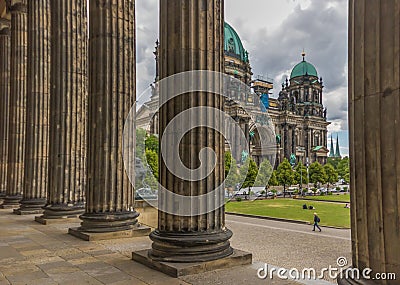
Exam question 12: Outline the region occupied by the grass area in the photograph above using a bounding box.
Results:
[226,198,350,228]
[298,194,350,203]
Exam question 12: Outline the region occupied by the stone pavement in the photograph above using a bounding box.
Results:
[0,209,349,284]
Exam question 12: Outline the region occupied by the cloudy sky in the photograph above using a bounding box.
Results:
[136,0,349,155]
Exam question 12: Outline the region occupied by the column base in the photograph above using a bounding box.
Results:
[148,229,234,263]
[40,203,85,219]
[337,275,378,285]
[0,195,22,209]
[68,210,146,241]
[68,224,151,241]
[14,198,46,215]
[35,216,81,225]
[77,211,140,233]
[132,248,252,278]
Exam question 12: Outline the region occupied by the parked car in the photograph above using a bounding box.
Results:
[319,188,328,194]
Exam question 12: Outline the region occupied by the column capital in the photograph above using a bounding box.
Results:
[0,18,10,36]
[7,0,27,14]
[0,18,10,31]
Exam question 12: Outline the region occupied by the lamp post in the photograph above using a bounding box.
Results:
[306,157,310,195]
[300,162,303,195]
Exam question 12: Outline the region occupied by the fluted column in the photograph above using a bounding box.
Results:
[71,0,140,235]
[2,0,27,209]
[0,19,10,201]
[338,1,400,284]
[148,0,233,262]
[37,0,87,220]
[15,0,50,215]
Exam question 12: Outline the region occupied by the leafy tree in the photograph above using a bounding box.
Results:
[136,128,147,160]
[224,151,240,188]
[324,163,338,189]
[268,170,279,187]
[239,158,259,189]
[254,159,273,187]
[145,149,158,180]
[276,158,295,197]
[327,157,340,169]
[143,171,158,190]
[145,134,159,153]
[294,162,308,189]
[225,151,234,177]
[337,157,350,181]
[344,172,350,184]
[309,161,327,188]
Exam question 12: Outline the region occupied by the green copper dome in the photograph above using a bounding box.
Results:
[290,59,318,79]
[224,22,248,62]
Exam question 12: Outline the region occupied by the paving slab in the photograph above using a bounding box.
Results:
[0,209,345,285]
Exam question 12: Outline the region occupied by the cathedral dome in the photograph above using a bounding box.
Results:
[290,56,318,79]
[224,22,248,62]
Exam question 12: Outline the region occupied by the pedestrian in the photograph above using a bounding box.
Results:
[313,212,321,232]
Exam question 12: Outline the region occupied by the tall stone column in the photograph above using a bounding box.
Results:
[1,0,27,209]
[338,1,400,284]
[0,19,10,201]
[69,0,149,241]
[15,0,50,215]
[36,0,87,222]
[134,2,250,274]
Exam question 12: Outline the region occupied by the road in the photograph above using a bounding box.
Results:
[225,214,352,282]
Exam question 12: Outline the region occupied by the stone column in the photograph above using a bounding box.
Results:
[338,1,400,284]
[0,19,10,201]
[15,0,50,215]
[136,0,244,267]
[36,0,87,222]
[69,0,149,241]
[1,0,27,209]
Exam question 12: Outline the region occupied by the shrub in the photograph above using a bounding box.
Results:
[327,192,333,196]
[336,186,341,191]
[236,197,242,202]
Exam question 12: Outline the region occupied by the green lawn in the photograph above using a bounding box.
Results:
[298,194,350,203]
[226,198,350,228]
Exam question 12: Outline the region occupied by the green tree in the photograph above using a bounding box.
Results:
[294,162,308,190]
[145,149,158,180]
[324,163,338,189]
[268,170,279,187]
[327,157,340,169]
[136,128,147,160]
[277,158,295,197]
[309,161,327,189]
[254,159,273,187]
[145,134,159,153]
[225,151,233,177]
[143,171,158,190]
[224,151,240,188]
[239,158,258,189]
[337,157,350,181]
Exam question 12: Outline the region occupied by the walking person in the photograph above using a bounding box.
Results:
[313,212,321,232]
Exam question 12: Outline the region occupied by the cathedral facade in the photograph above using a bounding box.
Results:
[136,23,330,167]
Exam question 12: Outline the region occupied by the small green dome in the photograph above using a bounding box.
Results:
[224,22,248,62]
[290,60,318,79]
